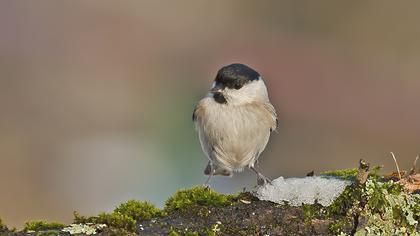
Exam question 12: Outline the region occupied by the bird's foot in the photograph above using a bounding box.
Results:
[202,184,211,190]
[250,166,272,186]
[257,174,272,186]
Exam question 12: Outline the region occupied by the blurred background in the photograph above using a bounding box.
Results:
[1,0,420,228]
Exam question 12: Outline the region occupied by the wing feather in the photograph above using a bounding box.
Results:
[263,102,278,132]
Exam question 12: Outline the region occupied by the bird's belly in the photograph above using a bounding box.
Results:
[205,105,271,171]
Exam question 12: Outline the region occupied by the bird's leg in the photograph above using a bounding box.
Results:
[203,170,214,187]
[203,162,214,187]
[250,166,272,186]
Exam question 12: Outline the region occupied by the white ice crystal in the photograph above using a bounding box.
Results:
[254,176,351,206]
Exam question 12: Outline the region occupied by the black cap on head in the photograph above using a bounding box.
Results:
[214,63,260,90]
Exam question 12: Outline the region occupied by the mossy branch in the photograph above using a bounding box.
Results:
[1,159,419,236]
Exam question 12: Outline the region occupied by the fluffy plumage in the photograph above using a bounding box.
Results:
[193,64,277,184]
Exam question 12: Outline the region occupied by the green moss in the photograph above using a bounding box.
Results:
[186,231,200,236]
[168,230,180,236]
[321,166,382,181]
[302,204,323,225]
[0,218,7,232]
[328,218,351,235]
[23,221,65,232]
[8,171,418,235]
[325,182,365,234]
[164,186,235,213]
[114,200,164,221]
[97,212,136,232]
[73,199,163,232]
[369,165,382,179]
[320,168,359,180]
[327,185,358,216]
[74,211,136,232]
[205,229,216,236]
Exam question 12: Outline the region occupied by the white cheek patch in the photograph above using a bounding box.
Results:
[223,79,269,105]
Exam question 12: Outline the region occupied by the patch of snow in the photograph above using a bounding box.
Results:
[254,176,351,206]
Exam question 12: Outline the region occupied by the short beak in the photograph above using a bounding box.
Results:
[210,85,223,93]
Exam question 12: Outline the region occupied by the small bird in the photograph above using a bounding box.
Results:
[193,63,278,185]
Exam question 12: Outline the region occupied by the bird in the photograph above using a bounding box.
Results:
[193,63,278,185]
